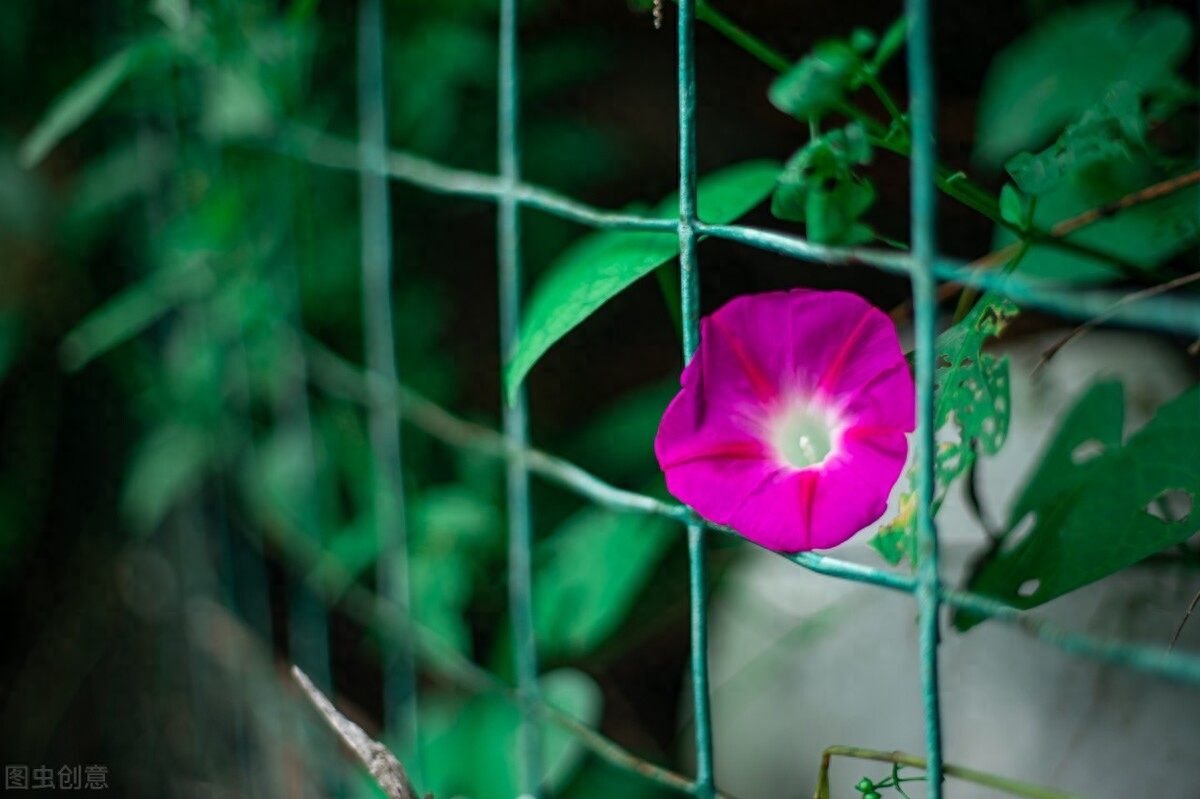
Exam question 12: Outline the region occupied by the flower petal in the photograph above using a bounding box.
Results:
[655,288,915,552]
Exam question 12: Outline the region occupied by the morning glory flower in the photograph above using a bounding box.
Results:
[655,289,915,552]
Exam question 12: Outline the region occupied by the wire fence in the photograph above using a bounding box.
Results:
[294,0,1200,797]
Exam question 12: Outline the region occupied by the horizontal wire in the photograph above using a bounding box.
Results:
[304,337,1200,687]
[272,124,1200,338]
[277,123,676,231]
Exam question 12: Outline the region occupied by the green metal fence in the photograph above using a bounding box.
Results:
[326,0,1200,797]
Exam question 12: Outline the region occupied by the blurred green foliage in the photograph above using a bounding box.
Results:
[2,1,682,796]
[5,1,1200,797]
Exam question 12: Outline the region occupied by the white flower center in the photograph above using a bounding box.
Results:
[770,400,840,470]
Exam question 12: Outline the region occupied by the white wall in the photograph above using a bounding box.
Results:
[704,329,1200,799]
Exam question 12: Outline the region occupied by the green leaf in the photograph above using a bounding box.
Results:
[122,423,212,535]
[1005,82,1145,196]
[871,17,908,72]
[998,183,1024,227]
[958,381,1200,629]
[534,506,674,659]
[307,516,378,598]
[995,158,1200,283]
[200,66,277,140]
[771,122,875,244]
[59,260,214,372]
[975,2,1191,165]
[421,669,602,799]
[563,381,678,481]
[870,296,1019,566]
[505,160,779,403]
[19,37,169,168]
[804,180,875,245]
[769,40,862,121]
[150,0,190,31]
[932,296,1017,469]
[408,485,500,655]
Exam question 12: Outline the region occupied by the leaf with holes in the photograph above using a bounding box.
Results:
[870,295,1018,566]
[504,160,780,403]
[772,123,875,245]
[1005,82,1146,197]
[957,380,1200,630]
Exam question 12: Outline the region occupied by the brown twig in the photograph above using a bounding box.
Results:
[1050,168,1200,238]
[1034,271,1200,374]
[292,667,420,799]
[888,169,1200,324]
[1169,589,1200,650]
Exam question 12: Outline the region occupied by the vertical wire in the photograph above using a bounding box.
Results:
[677,1,715,796]
[498,0,542,794]
[358,0,417,757]
[903,0,945,795]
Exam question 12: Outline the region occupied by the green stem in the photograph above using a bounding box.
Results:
[692,0,791,73]
[862,72,904,123]
[953,196,1038,323]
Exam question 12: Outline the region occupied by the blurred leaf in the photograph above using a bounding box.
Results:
[19,36,170,168]
[421,669,602,799]
[201,66,277,140]
[122,423,212,535]
[410,549,474,654]
[1005,82,1145,196]
[59,261,214,372]
[66,135,175,227]
[995,158,1200,283]
[871,296,1018,566]
[998,183,1025,227]
[975,2,1191,165]
[958,381,1200,629]
[849,28,877,55]
[561,757,674,799]
[769,40,862,121]
[505,160,780,402]
[871,17,907,72]
[308,516,377,597]
[772,123,874,244]
[534,506,674,659]
[249,424,320,534]
[802,181,875,245]
[413,484,500,550]
[151,0,190,31]
[563,381,678,481]
[408,484,501,655]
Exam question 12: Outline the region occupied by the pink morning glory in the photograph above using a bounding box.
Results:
[655,289,915,552]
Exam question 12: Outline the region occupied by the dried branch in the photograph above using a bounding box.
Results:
[1034,270,1200,374]
[292,666,419,799]
[1170,588,1200,650]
